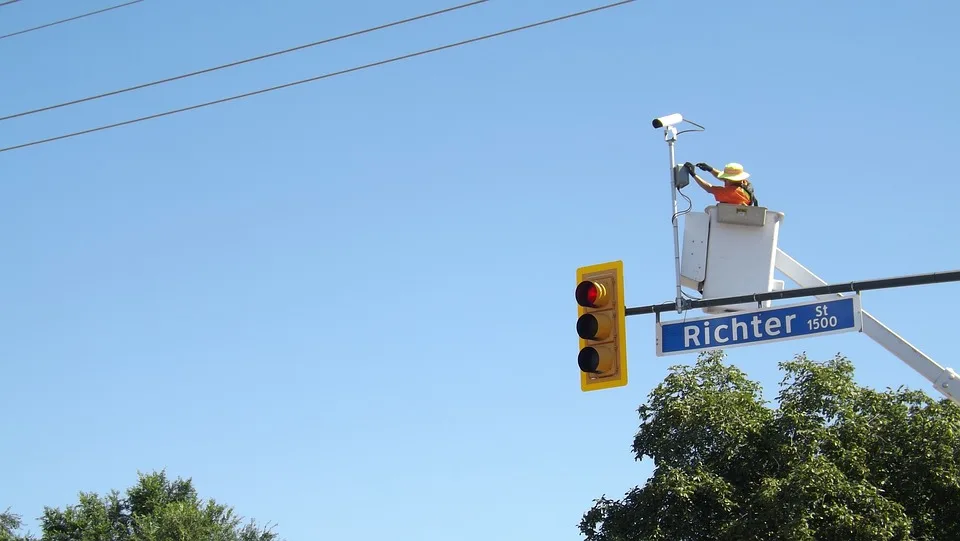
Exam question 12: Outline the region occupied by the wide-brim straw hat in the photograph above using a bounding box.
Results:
[717,162,750,182]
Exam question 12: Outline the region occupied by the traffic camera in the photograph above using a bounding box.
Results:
[651,113,683,129]
[576,260,628,392]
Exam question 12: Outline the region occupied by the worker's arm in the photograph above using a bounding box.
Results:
[684,162,716,193]
[697,162,721,179]
[691,173,716,193]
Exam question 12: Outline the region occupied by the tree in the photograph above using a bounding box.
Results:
[579,350,960,541]
[1,509,34,541]
[4,470,280,541]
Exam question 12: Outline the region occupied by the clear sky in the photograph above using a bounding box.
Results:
[2,0,959,539]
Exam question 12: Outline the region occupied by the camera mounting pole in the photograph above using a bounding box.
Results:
[653,113,685,312]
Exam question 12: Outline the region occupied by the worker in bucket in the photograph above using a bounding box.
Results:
[684,161,758,206]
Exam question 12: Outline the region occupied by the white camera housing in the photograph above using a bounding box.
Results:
[652,113,683,129]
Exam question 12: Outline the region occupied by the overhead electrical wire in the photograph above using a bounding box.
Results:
[0,0,489,122]
[0,0,24,8]
[0,0,636,154]
[0,0,144,41]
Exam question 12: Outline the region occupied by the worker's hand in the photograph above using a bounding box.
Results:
[684,162,696,174]
[696,162,713,172]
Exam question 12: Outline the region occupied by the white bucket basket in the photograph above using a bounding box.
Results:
[680,204,785,314]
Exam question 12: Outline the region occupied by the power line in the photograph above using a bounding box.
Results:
[0,0,144,41]
[0,0,24,8]
[0,0,489,122]
[0,0,636,155]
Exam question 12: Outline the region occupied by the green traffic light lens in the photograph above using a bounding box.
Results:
[578,347,600,373]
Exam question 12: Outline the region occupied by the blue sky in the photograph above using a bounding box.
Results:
[2,0,959,539]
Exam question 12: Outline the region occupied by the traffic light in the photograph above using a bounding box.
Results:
[576,260,627,392]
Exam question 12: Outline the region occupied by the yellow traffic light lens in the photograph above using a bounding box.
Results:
[578,346,615,374]
[575,280,608,308]
[577,313,612,340]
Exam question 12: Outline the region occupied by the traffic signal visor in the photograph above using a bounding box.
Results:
[576,260,627,392]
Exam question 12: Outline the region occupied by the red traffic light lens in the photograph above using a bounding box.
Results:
[586,285,598,304]
[575,280,605,308]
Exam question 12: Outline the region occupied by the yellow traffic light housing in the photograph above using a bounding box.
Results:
[576,260,627,392]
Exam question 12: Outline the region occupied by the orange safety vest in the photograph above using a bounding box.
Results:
[707,184,752,206]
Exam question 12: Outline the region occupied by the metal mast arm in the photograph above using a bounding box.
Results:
[775,249,960,405]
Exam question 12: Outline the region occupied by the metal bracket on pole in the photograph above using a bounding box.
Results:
[775,249,960,405]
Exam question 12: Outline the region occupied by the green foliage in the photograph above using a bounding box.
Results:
[579,350,960,541]
[5,471,279,541]
[1,509,35,541]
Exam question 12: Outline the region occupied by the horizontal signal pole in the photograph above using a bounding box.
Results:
[626,269,960,316]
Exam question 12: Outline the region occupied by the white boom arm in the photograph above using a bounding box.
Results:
[776,249,960,405]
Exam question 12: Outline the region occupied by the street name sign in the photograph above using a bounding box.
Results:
[656,296,862,356]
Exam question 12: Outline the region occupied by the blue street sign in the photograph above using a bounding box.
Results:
[656,296,862,356]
